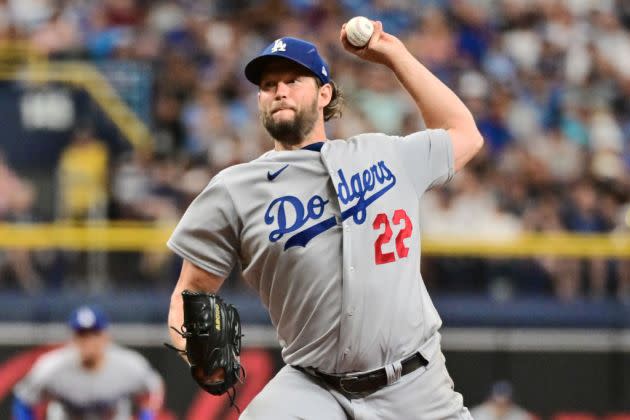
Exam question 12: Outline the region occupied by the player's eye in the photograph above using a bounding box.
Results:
[285,78,298,85]
[260,81,276,91]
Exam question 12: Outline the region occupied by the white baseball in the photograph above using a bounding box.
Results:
[345,16,374,48]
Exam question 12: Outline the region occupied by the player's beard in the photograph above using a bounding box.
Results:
[261,96,318,146]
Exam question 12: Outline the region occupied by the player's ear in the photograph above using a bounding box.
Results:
[318,82,332,108]
[257,89,263,108]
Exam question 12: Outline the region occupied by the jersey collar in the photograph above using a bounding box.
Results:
[301,142,325,152]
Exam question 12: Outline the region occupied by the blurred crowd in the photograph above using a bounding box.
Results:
[0,0,629,301]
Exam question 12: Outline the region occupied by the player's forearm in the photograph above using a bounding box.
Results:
[168,285,189,360]
[168,260,224,359]
[387,48,476,133]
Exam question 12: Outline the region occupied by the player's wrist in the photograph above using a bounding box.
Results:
[385,45,422,81]
[383,45,414,71]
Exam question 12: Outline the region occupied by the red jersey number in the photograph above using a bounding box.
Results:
[372,213,396,265]
[372,209,412,265]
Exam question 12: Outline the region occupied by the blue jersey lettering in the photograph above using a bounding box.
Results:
[265,161,396,249]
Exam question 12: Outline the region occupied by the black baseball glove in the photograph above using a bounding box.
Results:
[167,290,244,396]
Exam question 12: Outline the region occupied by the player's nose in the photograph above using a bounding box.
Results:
[274,81,290,98]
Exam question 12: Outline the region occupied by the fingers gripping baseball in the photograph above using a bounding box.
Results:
[340,19,403,66]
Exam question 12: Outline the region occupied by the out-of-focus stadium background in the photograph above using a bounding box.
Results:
[0,0,630,418]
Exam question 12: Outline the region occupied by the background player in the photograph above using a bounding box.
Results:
[12,305,164,420]
[470,381,534,420]
[167,19,483,419]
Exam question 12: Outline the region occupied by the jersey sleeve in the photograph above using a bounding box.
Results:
[143,366,163,396]
[13,356,53,405]
[167,173,240,278]
[116,348,163,410]
[130,353,162,393]
[391,128,454,196]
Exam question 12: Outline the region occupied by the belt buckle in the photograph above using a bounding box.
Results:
[339,375,360,395]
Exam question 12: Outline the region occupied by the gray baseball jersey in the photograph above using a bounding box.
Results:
[14,343,162,420]
[168,129,453,374]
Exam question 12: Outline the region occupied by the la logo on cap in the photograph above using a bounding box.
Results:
[271,39,286,53]
[77,307,96,328]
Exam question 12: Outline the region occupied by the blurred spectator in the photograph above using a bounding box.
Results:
[470,381,534,420]
[588,107,626,182]
[7,0,55,34]
[526,127,584,184]
[562,180,611,298]
[57,129,109,220]
[111,150,184,285]
[617,204,630,302]
[521,194,581,301]
[181,84,246,170]
[30,6,81,56]
[354,65,411,133]
[111,150,183,221]
[0,153,42,293]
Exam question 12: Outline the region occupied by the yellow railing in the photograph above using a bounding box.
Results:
[1,223,629,256]
[422,233,630,257]
[0,41,152,150]
[0,223,171,251]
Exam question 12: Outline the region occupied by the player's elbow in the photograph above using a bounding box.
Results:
[449,127,484,172]
[461,110,484,156]
[462,130,484,169]
[472,130,484,156]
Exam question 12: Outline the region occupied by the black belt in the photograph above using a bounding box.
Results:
[294,352,428,398]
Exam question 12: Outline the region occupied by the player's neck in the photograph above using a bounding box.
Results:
[274,124,327,151]
[81,355,105,372]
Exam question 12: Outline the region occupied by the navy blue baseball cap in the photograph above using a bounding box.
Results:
[490,381,513,398]
[69,306,109,332]
[245,37,331,85]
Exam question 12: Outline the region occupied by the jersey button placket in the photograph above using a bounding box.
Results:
[346,224,355,272]
[330,155,355,367]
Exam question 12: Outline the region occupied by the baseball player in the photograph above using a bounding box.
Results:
[12,306,164,420]
[167,20,483,419]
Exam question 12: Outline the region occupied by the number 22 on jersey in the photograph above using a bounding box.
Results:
[372,209,412,265]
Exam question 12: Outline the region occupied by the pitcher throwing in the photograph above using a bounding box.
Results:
[167,19,483,419]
